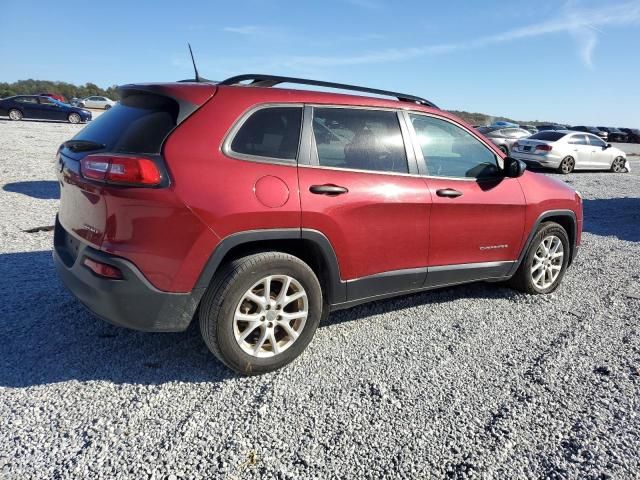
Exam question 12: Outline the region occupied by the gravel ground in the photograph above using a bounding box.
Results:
[1,118,639,479]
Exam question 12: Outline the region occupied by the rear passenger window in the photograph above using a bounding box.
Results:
[312,108,407,173]
[230,107,302,161]
[568,134,588,145]
[409,114,498,179]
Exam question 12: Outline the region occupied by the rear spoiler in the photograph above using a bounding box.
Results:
[118,83,217,124]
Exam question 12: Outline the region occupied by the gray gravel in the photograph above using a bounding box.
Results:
[1,117,639,479]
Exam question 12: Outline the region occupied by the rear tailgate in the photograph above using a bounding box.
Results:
[56,83,216,249]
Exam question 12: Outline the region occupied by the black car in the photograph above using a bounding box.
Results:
[569,125,608,141]
[597,127,628,143]
[619,128,640,143]
[536,124,567,131]
[0,95,92,123]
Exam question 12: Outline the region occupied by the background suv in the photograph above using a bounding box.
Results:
[53,75,583,374]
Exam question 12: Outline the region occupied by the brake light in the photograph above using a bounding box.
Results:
[80,154,161,186]
[83,257,123,279]
[535,144,553,152]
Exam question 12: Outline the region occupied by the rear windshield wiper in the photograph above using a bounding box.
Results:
[63,140,106,152]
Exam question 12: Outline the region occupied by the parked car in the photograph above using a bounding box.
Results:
[537,124,566,131]
[53,74,583,374]
[619,128,640,143]
[520,125,538,134]
[481,127,532,154]
[39,92,67,103]
[77,96,117,109]
[0,95,92,123]
[490,120,518,128]
[596,127,627,143]
[511,130,629,174]
[569,125,608,141]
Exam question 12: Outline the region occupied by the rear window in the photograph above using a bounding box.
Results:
[70,93,178,154]
[530,131,566,141]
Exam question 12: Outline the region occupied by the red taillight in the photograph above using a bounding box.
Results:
[535,144,553,152]
[83,257,123,279]
[80,155,162,186]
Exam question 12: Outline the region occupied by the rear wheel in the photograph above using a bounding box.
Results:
[610,156,626,173]
[509,222,570,294]
[558,156,575,174]
[499,145,508,155]
[199,252,323,375]
[104,104,111,110]
[8,109,22,121]
[68,113,81,124]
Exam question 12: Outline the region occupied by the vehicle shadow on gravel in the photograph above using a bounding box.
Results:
[0,251,236,388]
[3,181,60,200]
[582,197,640,242]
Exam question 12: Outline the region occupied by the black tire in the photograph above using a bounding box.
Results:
[558,156,575,174]
[104,104,111,110]
[8,108,23,121]
[610,156,626,173]
[508,222,570,294]
[199,252,323,375]
[68,113,81,124]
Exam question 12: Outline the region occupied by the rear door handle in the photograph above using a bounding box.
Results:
[309,184,349,196]
[436,188,463,198]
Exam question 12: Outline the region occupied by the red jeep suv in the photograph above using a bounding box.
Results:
[53,75,583,374]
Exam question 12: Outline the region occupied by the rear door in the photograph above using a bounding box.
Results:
[15,96,39,118]
[566,133,592,167]
[37,96,66,120]
[298,106,431,299]
[406,112,526,285]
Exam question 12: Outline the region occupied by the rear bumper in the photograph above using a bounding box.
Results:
[53,217,203,332]
[511,152,562,169]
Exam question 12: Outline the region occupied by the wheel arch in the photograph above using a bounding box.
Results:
[193,229,346,305]
[509,209,578,276]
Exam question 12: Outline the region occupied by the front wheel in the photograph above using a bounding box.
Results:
[509,222,570,294]
[104,104,111,110]
[610,156,627,173]
[8,109,23,121]
[558,156,575,174]
[68,113,81,124]
[199,252,323,375]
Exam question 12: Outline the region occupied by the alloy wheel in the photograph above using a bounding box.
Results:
[531,235,564,289]
[233,275,308,358]
[611,157,626,173]
[9,109,22,121]
[560,157,575,174]
[69,113,81,124]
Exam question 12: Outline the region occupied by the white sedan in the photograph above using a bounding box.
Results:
[510,130,629,174]
[77,96,116,110]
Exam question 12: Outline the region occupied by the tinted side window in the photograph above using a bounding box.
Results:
[587,135,606,147]
[231,107,302,161]
[312,108,407,173]
[409,114,498,179]
[530,131,567,141]
[16,97,37,104]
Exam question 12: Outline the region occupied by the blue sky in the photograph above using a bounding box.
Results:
[2,0,639,125]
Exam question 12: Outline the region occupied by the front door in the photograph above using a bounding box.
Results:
[298,106,432,301]
[406,112,526,285]
[587,134,613,168]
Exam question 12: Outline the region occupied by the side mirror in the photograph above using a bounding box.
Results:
[604,143,611,149]
[504,156,526,178]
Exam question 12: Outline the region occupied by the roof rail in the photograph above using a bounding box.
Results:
[218,74,438,109]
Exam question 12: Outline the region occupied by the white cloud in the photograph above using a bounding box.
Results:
[223,25,270,35]
[280,0,640,69]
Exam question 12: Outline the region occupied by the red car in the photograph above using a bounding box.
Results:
[39,92,67,103]
[53,75,583,374]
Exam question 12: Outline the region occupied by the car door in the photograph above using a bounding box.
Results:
[587,134,613,168]
[15,96,39,118]
[566,133,592,168]
[406,112,526,286]
[84,97,96,108]
[37,97,66,120]
[298,106,431,301]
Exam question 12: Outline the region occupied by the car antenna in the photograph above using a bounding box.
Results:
[188,43,201,82]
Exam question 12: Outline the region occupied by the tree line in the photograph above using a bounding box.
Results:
[0,79,119,102]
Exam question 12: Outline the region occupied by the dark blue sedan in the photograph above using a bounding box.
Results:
[0,95,92,123]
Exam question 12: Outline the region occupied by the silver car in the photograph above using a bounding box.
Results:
[510,130,629,174]
[76,96,117,110]
[478,127,532,155]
